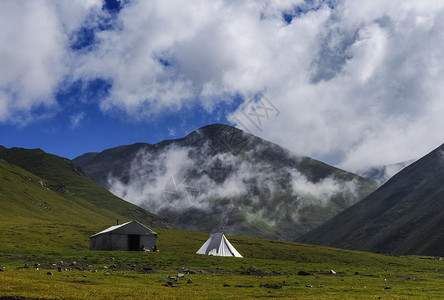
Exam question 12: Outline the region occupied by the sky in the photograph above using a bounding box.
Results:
[1,0,444,172]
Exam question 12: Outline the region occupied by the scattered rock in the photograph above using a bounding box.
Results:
[187,279,193,284]
[177,273,185,278]
[162,281,178,287]
[260,283,282,289]
[384,286,392,289]
[297,270,311,276]
[58,267,63,272]
[71,261,77,266]
[223,284,231,287]
[47,272,53,275]
[241,265,275,276]
[0,269,4,272]
[330,270,337,275]
[306,285,312,288]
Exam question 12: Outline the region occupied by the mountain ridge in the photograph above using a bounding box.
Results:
[74,123,377,241]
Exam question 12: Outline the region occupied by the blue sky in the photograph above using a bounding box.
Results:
[2,0,444,170]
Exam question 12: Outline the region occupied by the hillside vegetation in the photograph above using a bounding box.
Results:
[0,146,168,228]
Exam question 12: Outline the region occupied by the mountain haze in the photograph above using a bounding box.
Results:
[356,159,415,186]
[298,143,444,256]
[74,124,377,241]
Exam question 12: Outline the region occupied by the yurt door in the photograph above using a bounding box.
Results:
[128,234,140,251]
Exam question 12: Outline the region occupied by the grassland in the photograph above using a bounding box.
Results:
[2,225,444,299]
[1,151,444,299]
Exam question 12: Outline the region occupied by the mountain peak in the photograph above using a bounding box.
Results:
[74,124,376,241]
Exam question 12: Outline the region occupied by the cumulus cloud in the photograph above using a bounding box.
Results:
[2,0,444,168]
[0,0,101,124]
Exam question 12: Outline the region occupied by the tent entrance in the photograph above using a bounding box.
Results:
[128,234,140,251]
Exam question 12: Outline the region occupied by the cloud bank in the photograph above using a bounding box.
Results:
[107,142,366,237]
[2,0,444,168]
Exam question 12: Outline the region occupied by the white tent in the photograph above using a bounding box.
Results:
[196,233,243,257]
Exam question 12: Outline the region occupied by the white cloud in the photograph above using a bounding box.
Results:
[70,112,85,128]
[2,0,444,168]
[0,0,100,124]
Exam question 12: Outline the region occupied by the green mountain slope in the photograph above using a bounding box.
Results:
[298,143,444,256]
[0,161,124,250]
[0,146,168,229]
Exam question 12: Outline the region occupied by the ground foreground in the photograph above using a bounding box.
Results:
[1,227,444,299]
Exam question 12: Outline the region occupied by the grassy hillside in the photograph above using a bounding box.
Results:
[0,161,141,251]
[0,147,168,228]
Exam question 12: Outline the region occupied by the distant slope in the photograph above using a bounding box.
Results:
[356,159,415,185]
[0,147,169,230]
[74,124,377,241]
[298,143,444,256]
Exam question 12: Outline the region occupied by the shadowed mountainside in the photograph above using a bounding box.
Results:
[298,143,444,256]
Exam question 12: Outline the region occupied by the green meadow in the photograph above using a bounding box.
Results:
[1,153,444,299]
[2,226,444,299]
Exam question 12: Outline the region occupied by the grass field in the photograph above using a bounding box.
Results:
[1,152,444,299]
[2,226,444,299]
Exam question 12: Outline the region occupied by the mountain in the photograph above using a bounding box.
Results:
[74,124,377,241]
[356,159,415,185]
[0,146,169,237]
[297,143,444,256]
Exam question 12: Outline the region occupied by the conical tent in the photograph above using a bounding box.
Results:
[196,233,243,257]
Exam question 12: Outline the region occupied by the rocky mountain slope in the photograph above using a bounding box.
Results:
[74,124,377,241]
[297,143,444,256]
